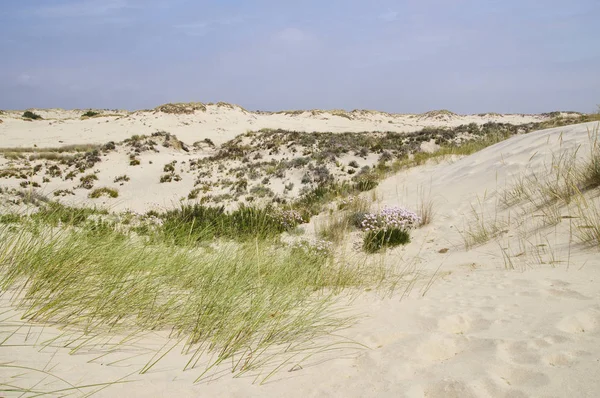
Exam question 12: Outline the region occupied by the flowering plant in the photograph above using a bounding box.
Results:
[360,206,421,232]
[291,239,332,256]
[359,206,420,253]
[273,209,304,231]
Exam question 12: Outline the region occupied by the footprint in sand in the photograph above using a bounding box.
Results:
[498,366,550,388]
[497,341,541,365]
[474,377,528,398]
[437,312,491,334]
[416,335,465,363]
[423,378,476,398]
[556,306,600,335]
[546,287,590,300]
[544,352,577,367]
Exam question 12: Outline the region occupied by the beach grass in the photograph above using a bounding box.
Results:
[0,202,412,381]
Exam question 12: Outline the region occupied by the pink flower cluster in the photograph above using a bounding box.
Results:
[292,239,332,256]
[360,206,421,232]
[275,209,304,230]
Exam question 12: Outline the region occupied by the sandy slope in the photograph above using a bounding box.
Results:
[0,105,552,148]
[1,122,599,397]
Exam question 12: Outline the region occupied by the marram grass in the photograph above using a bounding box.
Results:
[0,220,402,381]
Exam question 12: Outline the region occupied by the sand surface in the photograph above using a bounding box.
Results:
[0,105,552,148]
[0,111,599,397]
[0,106,571,213]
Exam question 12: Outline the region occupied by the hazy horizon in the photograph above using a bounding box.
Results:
[1,0,599,114]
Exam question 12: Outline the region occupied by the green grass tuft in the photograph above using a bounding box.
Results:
[89,187,119,198]
[363,228,410,253]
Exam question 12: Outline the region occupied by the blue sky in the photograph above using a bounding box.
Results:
[1,0,598,113]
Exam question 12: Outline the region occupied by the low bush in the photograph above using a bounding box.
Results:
[114,174,130,183]
[363,228,410,253]
[359,207,420,253]
[82,110,100,118]
[89,187,119,198]
[22,110,42,120]
[79,173,98,189]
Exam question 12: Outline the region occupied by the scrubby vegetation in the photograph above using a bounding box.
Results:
[22,110,42,120]
[114,174,130,184]
[82,110,100,118]
[1,110,599,387]
[359,207,420,253]
[0,197,410,382]
[89,187,119,198]
[461,124,600,266]
[148,204,304,244]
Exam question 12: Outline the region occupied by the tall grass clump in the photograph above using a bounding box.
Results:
[580,126,600,191]
[488,124,600,249]
[417,188,435,226]
[574,197,600,246]
[30,201,108,227]
[154,204,304,244]
[0,220,400,380]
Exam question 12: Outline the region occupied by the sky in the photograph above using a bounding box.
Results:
[1,0,599,114]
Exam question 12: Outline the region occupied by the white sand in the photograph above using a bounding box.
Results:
[0,105,550,148]
[0,106,558,213]
[1,114,599,397]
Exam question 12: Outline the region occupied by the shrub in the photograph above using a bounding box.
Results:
[79,173,98,189]
[82,110,100,118]
[46,165,62,177]
[188,188,201,200]
[89,187,119,198]
[363,229,410,253]
[129,155,141,166]
[313,166,332,183]
[54,189,75,197]
[249,185,274,198]
[353,175,378,192]
[291,157,310,168]
[114,175,130,183]
[163,161,176,173]
[23,111,42,120]
[301,173,312,184]
[203,138,215,147]
[359,207,420,252]
[160,174,173,183]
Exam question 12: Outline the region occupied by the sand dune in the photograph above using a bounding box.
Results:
[0,110,599,397]
[0,104,556,148]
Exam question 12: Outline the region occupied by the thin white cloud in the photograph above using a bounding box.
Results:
[33,0,134,18]
[16,74,38,87]
[275,28,310,43]
[379,10,399,22]
[174,15,247,37]
[174,22,210,37]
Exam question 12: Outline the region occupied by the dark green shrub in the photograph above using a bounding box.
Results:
[89,187,119,198]
[23,111,42,120]
[79,173,98,189]
[363,228,410,253]
[82,110,100,118]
